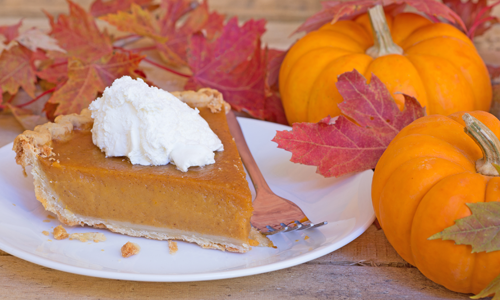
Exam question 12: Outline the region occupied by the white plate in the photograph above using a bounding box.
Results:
[0,117,375,282]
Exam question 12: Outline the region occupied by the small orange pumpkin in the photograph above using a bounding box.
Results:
[279,5,492,124]
[372,111,500,294]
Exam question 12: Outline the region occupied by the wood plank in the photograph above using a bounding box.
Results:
[0,256,469,299]
[312,226,409,267]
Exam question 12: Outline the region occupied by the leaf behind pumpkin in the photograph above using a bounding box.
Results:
[272,70,426,178]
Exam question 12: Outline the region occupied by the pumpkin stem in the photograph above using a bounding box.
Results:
[463,113,500,176]
[366,5,403,58]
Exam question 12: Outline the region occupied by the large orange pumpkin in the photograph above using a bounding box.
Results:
[279,5,492,124]
[372,110,500,294]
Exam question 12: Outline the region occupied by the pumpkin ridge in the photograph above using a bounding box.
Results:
[307,53,373,122]
[403,35,478,52]
[363,54,428,111]
[372,133,476,212]
[283,49,353,123]
[391,13,433,45]
[410,172,487,293]
[400,22,474,50]
[396,119,477,165]
[406,54,476,115]
[378,157,469,265]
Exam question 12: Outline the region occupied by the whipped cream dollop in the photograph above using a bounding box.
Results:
[88,76,223,171]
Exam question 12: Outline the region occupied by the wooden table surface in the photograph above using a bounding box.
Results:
[0,13,490,300]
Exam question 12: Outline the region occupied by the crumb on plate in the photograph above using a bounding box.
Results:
[53,225,69,240]
[304,236,310,240]
[43,220,50,223]
[121,242,140,258]
[47,215,56,219]
[168,241,178,254]
[69,232,106,243]
[42,231,49,236]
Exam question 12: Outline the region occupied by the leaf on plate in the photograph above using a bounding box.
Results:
[429,202,500,253]
[45,0,113,63]
[185,18,287,124]
[272,70,425,177]
[294,0,466,34]
[90,0,155,17]
[0,20,22,43]
[0,44,38,99]
[442,0,500,38]
[471,272,500,300]
[48,51,144,115]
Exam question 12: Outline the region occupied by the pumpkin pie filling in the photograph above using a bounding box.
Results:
[13,89,270,252]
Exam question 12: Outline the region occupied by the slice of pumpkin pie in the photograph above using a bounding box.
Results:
[13,81,269,253]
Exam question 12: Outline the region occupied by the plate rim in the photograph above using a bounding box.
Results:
[0,117,375,282]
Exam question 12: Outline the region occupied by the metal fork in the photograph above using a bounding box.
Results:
[226,111,328,236]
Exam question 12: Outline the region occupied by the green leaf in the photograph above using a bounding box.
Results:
[493,163,500,176]
[471,272,500,300]
[429,202,500,253]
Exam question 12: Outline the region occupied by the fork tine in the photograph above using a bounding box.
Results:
[266,225,276,232]
[261,220,328,235]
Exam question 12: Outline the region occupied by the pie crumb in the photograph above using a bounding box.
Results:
[168,241,178,254]
[12,204,15,206]
[70,232,106,243]
[121,242,140,258]
[53,225,69,240]
[47,239,52,242]
[248,239,259,246]
[42,231,49,236]
[304,236,310,240]
[47,215,56,219]
[43,220,50,223]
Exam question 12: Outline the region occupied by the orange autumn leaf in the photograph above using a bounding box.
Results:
[90,0,154,17]
[0,45,38,99]
[45,0,113,63]
[101,4,168,43]
[102,0,224,66]
[48,52,143,115]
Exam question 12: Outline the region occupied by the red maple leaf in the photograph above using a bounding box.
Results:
[185,18,286,124]
[90,0,155,17]
[0,45,38,99]
[294,0,466,34]
[101,0,224,66]
[45,0,113,63]
[48,51,144,115]
[0,20,22,43]
[272,70,425,177]
[266,48,286,91]
[37,57,69,84]
[443,0,500,38]
[488,64,500,81]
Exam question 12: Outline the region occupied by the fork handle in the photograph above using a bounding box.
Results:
[226,111,273,194]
